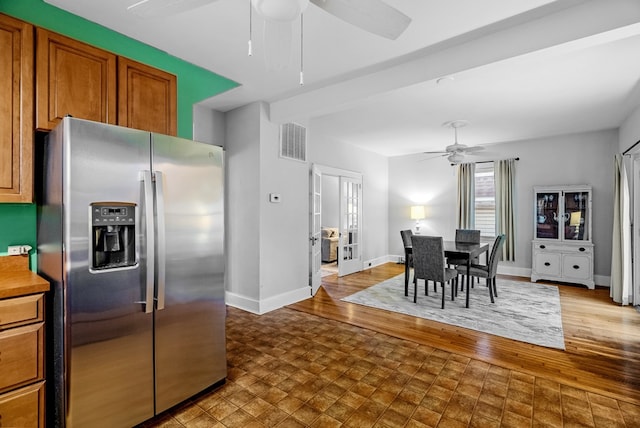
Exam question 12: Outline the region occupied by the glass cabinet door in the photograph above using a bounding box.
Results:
[564,191,589,241]
[535,191,559,239]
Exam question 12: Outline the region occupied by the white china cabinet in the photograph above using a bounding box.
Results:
[531,185,594,289]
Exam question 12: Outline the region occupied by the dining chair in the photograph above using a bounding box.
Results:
[448,229,481,265]
[400,229,413,252]
[448,229,481,291]
[400,230,414,296]
[455,234,506,303]
[411,235,458,308]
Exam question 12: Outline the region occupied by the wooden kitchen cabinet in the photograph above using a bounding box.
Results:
[0,14,34,203]
[36,28,117,130]
[118,57,177,136]
[0,256,49,427]
[0,381,45,428]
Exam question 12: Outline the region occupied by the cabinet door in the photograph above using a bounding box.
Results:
[534,251,561,277]
[36,28,117,130]
[118,57,177,136]
[535,191,560,239]
[564,190,589,241]
[0,14,33,203]
[562,254,591,281]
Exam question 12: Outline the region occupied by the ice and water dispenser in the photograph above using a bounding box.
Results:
[90,202,136,270]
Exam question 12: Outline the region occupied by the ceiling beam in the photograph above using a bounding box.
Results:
[268,0,640,124]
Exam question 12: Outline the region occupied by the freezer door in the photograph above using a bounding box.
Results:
[151,134,226,413]
[62,118,155,427]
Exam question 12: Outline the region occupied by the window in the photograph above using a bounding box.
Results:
[475,162,495,238]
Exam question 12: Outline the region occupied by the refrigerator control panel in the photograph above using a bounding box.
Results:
[92,204,135,226]
[90,202,137,271]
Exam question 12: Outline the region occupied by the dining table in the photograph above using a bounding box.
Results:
[403,240,490,308]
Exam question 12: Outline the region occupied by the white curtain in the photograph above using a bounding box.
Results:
[610,154,632,305]
[456,163,475,229]
[495,159,516,261]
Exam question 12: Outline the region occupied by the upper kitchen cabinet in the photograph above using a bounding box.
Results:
[0,14,34,203]
[36,28,117,130]
[118,57,177,136]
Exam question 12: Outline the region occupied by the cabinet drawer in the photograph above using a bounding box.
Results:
[0,323,44,392]
[534,242,592,254]
[0,381,44,428]
[563,255,591,280]
[0,294,44,330]
[534,252,561,276]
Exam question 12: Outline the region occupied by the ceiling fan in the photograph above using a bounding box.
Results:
[127,0,412,40]
[424,120,485,164]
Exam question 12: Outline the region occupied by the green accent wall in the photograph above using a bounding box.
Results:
[0,205,37,267]
[0,0,238,267]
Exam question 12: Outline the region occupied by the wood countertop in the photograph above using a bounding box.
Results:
[0,255,49,299]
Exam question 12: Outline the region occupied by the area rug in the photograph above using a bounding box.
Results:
[341,274,565,350]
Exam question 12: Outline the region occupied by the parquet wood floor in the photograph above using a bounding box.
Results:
[142,263,640,427]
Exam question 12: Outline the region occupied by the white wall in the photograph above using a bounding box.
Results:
[225,103,261,303]
[193,104,225,147]
[620,105,640,152]
[225,102,309,313]
[389,129,618,284]
[257,105,309,309]
[309,129,390,267]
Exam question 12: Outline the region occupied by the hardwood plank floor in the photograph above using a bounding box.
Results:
[287,263,640,406]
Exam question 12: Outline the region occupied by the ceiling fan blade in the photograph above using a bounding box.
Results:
[310,0,411,40]
[127,0,218,18]
[462,146,485,153]
[445,142,467,153]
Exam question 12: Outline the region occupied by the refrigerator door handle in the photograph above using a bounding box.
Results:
[142,170,155,314]
[155,171,166,310]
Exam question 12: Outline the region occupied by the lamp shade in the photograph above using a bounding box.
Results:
[410,205,425,220]
[569,211,581,227]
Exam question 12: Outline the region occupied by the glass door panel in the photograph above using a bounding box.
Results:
[338,177,362,276]
[564,191,589,241]
[535,191,559,239]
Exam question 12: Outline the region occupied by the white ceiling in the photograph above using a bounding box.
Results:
[44,0,640,157]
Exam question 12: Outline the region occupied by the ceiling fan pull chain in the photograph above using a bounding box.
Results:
[248,0,253,56]
[299,12,304,85]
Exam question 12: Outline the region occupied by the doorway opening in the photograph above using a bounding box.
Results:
[309,164,363,295]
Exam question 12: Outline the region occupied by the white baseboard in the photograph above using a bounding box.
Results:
[497,265,531,278]
[594,275,611,287]
[364,255,394,269]
[225,285,311,315]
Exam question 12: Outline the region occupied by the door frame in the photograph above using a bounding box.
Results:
[632,154,640,305]
[309,164,364,292]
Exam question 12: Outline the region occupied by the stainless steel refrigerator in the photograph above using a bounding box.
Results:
[37,117,226,427]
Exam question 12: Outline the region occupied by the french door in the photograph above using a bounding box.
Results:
[309,165,364,292]
[338,176,363,277]
[309,165,322,296]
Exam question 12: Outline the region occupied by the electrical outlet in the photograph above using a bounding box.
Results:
[8,246,22,255]
[7,245,32,255]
